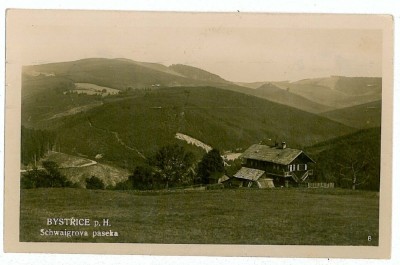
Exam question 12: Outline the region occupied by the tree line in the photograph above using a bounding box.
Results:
[21,126,57,166]
[309,128,381,191]
[21,144,227,191]
[21,126,380,191]
[21,161,72,189]
[115,145,226,190]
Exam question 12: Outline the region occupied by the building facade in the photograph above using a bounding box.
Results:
[235,143,315,188]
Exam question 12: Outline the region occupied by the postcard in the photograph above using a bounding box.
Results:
[4,10,393,258]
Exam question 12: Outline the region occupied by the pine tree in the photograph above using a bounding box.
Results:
[197,149,224,184]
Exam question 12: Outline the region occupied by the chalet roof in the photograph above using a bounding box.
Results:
[241,144,315,165]
[233,167,265,181]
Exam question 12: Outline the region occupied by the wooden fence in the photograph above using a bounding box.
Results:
[307,182,335,188]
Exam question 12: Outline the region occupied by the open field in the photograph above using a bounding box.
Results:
[73,83,120,96]
[43,151,96,168]
[20,188,379,245]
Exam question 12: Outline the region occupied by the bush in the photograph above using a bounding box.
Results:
[151,144,195,188]
[85,176,105,190]
[113,180,133,190]
[129,165,154,190]
[20,161,71,189]
[20,168,46,189]
[41,161,69,187]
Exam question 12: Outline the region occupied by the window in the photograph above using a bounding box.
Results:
[297,164,307,171]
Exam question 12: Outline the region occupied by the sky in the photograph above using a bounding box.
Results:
[7,10,383,82]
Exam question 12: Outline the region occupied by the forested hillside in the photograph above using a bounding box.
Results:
[306,127,381,191]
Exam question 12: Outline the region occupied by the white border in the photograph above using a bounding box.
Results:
[1,1,400,265]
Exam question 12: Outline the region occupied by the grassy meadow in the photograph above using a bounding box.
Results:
[20,188,379,245]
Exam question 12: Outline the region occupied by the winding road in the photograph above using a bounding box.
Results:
[20,153,97,173]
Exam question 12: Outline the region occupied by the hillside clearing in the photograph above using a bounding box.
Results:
[22,151,130,187]
[20,188,379,245]
[175,133,242,162]
[175,133,212,152]
[42,151,96,168]
[73,83,120,96]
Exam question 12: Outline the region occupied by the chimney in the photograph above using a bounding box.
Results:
[281,141,286,149]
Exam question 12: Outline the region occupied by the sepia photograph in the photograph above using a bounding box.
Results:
[4,9,393,258]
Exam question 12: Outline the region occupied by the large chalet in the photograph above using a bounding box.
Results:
[233,142,315,188]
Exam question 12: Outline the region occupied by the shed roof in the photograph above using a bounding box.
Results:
[218,175,230,183]
[241,144,315,165]
[233,167,265,181]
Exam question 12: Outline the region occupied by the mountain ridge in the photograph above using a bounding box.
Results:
[23,58,382,112]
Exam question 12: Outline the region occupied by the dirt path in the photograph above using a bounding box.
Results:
[88,118,146,159]
[47,102,103,120]
[64,160,97,168]
[111,131,146,159]
[20,157,97,173]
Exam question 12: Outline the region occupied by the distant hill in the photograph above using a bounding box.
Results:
[306,127,381,191]
[23,58,195,90]
[169,64,231,84]
[23,59,381,115]
[235,81,266,89]
[253,83,332,113]
[23,58,235,91]
[32,86,355,170]
[21,73,103,127]
[118,58,185,77]
[295,76,381,95]
[21,74,75,101]
[236,76,382,110]
[22,58,242,127]
[288,76,381,108]
[235,81,290,90]
[320,100,381,129]
[217,82,331,113]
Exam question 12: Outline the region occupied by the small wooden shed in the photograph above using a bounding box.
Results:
[232,167,275,188]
